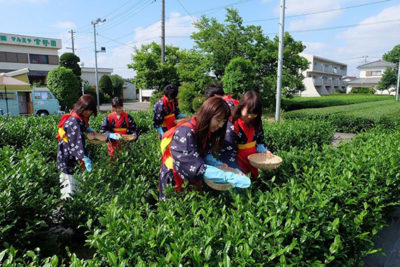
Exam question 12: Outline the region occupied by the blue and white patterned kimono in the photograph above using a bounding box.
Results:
[56,116,89,175]
[218,120,266,171]
[153,98,182,132]
[159,122,212,199]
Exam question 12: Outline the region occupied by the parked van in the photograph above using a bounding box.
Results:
[0,88,60,117]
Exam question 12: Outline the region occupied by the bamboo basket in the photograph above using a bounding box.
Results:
[248,154,282,170]
[87,133,107,144]
[203,165,240,191]
[120,134,136,141]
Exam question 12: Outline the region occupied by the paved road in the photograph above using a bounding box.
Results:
[99,101,150,113]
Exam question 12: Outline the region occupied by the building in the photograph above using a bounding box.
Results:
[346,59,396,93]
[122,81,137,100]
[0,32,61,84]
[300,53,347,97]
[81,67,114,87]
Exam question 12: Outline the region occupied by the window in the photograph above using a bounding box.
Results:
[0,92,16,100]
[371,71,381,76]
[34,91,52,100]
[29,54,49,64]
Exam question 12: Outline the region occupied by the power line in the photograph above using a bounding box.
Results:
[101,0,155,32]
[266,18,400,35]
[176,0,196,21]
[244,0,392,23]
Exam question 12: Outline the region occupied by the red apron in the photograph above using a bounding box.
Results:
[234,119,258,179]
[161,95,176,130]
[160,117,203,193]
[107,112,129,157]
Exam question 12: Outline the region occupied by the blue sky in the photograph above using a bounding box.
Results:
[1,0,399,78]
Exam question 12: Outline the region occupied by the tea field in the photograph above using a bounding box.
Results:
[284,99,400,132]
[1,110,400,266]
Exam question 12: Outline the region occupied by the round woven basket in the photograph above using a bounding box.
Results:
[121,134,136,141]
[203,165,239,191]
[248,154,282,170]
[87,133,107,144]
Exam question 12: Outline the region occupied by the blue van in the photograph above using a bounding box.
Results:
[0,88,60,116]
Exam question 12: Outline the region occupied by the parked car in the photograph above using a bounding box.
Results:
[0,87,60,117]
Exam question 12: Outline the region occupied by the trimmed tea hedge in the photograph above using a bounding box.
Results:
[282,95,393,111]
[284,100,400,132]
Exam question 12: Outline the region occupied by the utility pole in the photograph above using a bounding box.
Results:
[275,0,286,122]
[161,0,165,63]
[91,18,106,111]
[362,55,368,63]
[396,56,400,102]
[68,30,76,54]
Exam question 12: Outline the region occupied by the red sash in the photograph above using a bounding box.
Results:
[161,96,176,130]
[234,118,258,179]
[223,94,239,106]
[108,111,129,135]
[161,117,202,192]
[107,111,130,157]
[57,111,88,142]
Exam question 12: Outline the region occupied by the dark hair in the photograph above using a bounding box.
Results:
[205,83,224,99]
[232,91,262,130]
[163,84,178,99]
[111,97,123,108]
[73,94,97,117]
[194,96,231,153]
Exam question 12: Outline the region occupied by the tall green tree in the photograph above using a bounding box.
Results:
[128,42,180,91]
[383,44,400,64]
[110,74,125,98]
[191,8,308,107]
[47,67,80,109]
[99,75,113,97]
[222,57,255,99]
[176,49,213,93]
[59,52,81,78]
[376,67,397,94]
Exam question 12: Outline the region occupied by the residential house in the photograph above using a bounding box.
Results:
[300,53,347,97]
[346,59,396,93]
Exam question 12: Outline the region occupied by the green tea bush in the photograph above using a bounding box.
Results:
[0,147,60,250]
[284,100,400,132]
[80,128,400,265]
[282,95,393,111]
[263,119,334,152]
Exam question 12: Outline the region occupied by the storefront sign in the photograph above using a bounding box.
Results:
[0,33,61,49]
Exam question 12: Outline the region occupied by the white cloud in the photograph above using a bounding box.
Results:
[133,12,195,48]
[281,0,349,31]
[53,21,76,30]
[303,41,328,54]
[336,5,400,66]
[64,12,195,79]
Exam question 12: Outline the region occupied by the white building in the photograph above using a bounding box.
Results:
[346,60,396,93]
[122,81,137,100]
[300,53,347,97]
[0,32,61,84]
[81,67,114,87]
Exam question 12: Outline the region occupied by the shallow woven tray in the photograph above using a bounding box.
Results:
[87,133,106,144]
[120,134,136,141]
[203,166,240,191]
[248,154,282,170]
